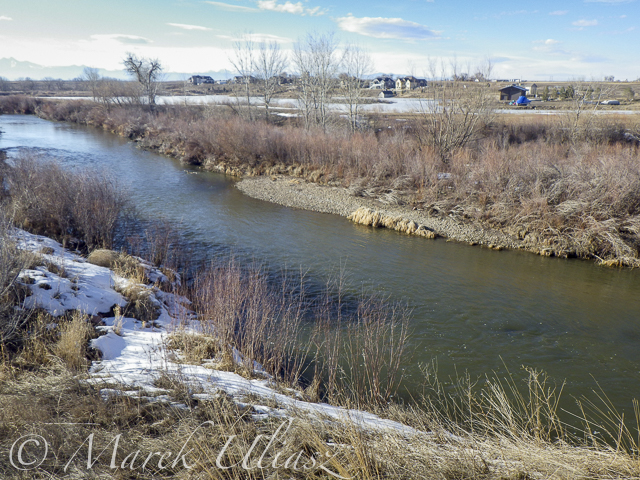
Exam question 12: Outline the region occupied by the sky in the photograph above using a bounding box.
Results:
[0,0,638,80]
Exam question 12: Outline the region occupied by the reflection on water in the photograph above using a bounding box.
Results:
[1,114,639,415]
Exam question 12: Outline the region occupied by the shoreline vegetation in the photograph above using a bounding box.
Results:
[2,102,640,478]
[2,94,639,266]
[0,164,639,480]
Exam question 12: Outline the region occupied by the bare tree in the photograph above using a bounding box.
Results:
[123,53,163,108]
[17,77,35,93]
[178,74,191,106]
[417,59,494,163]
[474,57,493,81]
[42,77,58,91]
[0,76,10,92]
[559,80,611,145]
[340,45,372,132]
[254,41,288,122]
[293,32,340,131]
[82,67,101,101]
[229,35,255,120]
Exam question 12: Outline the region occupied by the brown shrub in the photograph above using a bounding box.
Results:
[2,97,639,263]
[86,248,119,268]
[4,154,125,250]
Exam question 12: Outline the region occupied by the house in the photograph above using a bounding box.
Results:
[232,75,257,84]
[525,83,538,97]
[379,90,394,98]
[339,74,365,88]
[395,76,427,91]
[188,75,215,85]
[499,84,527,101]
[369,76,395,90]
[276,73,294,85]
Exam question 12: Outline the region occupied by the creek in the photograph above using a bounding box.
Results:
[1,114,639,419]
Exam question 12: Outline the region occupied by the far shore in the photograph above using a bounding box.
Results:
[236,175,531,253]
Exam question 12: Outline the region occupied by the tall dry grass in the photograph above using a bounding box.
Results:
[184,258,413,407]
[190,259,310,385]
[310,288,412,406]
[2,154,125,250]
[53,310,93,371]
[0,357,638,479]
[0,213,31,346]
[7,96,634,266]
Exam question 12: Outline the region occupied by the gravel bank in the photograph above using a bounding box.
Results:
[236,176,523,250]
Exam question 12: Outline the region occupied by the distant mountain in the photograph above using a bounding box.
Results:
[0,59,402,82]
[0,57,236,82]
[0,58,106,80]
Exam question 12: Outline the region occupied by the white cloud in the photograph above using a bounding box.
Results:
[216,33,291,43]
[258,0,302,14]
[256,0,324,15]
[167,23,211,31]
[572,19,598,26]
[336,15,440,40]
[90,34,152,45]
[204,1,258,12]
[532,39,568,54]
[0,15,12,21]
[549,10,568,15]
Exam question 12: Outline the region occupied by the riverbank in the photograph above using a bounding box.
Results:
[2,96,639,267]
[3,227,639,479]
[3,114,640,478]
[237,175,523,250]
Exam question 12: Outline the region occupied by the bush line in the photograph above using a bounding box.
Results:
[1,95,639,266]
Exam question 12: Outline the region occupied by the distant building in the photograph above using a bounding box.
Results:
[188,75,214,85]
[526,83,538,97]
[499,84,527,101]
[275,73,294,85]
[379,90,394,98]
[395,76,427,91]
[369,76,395,89]
[232,75,257,84]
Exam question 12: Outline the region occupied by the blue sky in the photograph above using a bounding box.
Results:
[0,0,638,80]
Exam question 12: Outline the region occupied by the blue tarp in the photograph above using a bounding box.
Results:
[515,96,531,105]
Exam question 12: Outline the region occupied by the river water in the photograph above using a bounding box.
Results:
[1,114,639,417]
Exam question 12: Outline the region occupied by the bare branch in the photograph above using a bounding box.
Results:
[123,53,163,107]
[254,41,288,122]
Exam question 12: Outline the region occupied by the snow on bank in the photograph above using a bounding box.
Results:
[13,229,429,437]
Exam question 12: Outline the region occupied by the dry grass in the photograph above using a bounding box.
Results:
[3,154,125,250]
[0,215,32,345]
[53,310,92,371]
[348,207,437,238]
[0,222,637,478]
[166,330,221,365]
[86,248,120,268]
[115,283,161,323]
[191,258,309,385]
[0,358,638,479]
[3,96,637,264]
